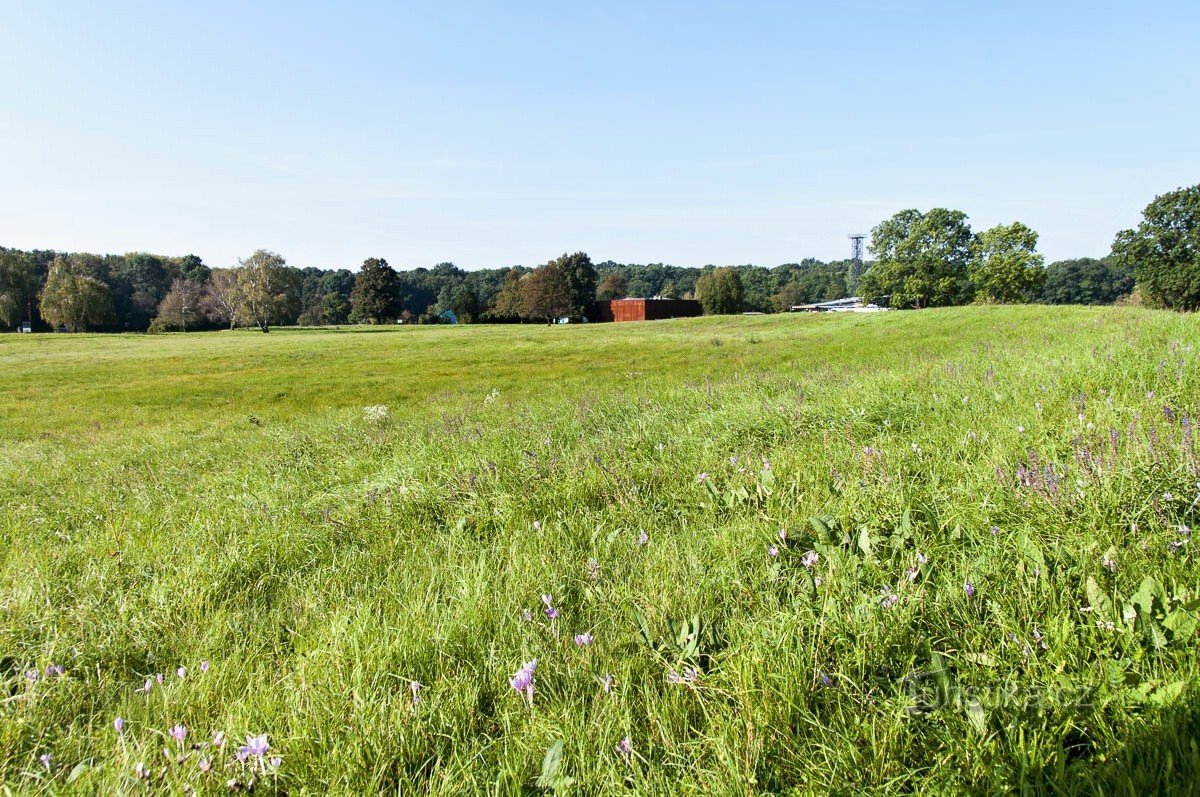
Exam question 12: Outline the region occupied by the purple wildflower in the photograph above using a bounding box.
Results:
[270,756,281,769]
[696,472,708,483]
[198,758,212,773]
[916,551,928,565]
[880,590,898,609]
[779,528,787,542]
[156,673,164,685]
[964,581,976,598]
[637,529,649,546]
[237,734,269,762]
[138,678,153,694]
[510,659,537,705]
[114,717,125,733]
[819,672,833,687]
[212,731,226,748]
[533,520,542,532]
[906,566,919,581]
[767,545,779,558]
[668,666,699,685]
[615,736,633,765]
[176,666,187,679]
[169,725,187,743]
[39,753,52,770]
[541,594,558,620]
[134,762,149,779]
[601,673,613,693]
[25,669,37,682]
[45,664,64,677]
[801,550,819,569]
[200,660,209,674]
[574,632,594,647]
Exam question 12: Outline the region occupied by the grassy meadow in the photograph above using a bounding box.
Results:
[2,306,1200,794]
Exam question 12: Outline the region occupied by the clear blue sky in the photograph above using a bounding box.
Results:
[1,1,1196,270]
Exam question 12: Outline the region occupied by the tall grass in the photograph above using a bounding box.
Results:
[1,306,1198,794]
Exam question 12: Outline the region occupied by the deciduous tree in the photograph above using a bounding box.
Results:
[858,208,974,308]
[970,222,1045,303]
[349,257,400,323]
[595,272,628,301]
[0,248,38,329]
[1111,184,1200,310]
[1039,258,1134,305]
[39,255,113,332]
[152,279,207,331]
[695,267,744,314]
[234,249,293,332]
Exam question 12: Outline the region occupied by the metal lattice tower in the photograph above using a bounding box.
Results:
[847,233,867,293]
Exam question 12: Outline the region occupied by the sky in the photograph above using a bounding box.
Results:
[1,1,1197,270]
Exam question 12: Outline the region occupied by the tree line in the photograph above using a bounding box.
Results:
[1,183,1194,332]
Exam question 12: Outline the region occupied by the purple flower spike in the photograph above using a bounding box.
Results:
[964,581,977,598]
[819,672,833,687]
[541,594,558,620]
[574,632,594,647]
[616,736,633,764]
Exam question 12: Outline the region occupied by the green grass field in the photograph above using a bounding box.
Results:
[2,307,1199,795]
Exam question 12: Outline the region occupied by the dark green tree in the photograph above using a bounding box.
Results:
[1111,185,1200,310]
[0,248,38,329]
[858,208,974,308]
[548,252,596,319]
[349,257,400,323]
[1039,258,1134,305]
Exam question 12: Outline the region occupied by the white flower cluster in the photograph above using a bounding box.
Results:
[363,405,390,424]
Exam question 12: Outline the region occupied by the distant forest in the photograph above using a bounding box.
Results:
[0,246,1137,334]
[7,181,1196,332]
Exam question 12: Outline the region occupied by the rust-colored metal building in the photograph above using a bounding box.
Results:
[592,298,703,322]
